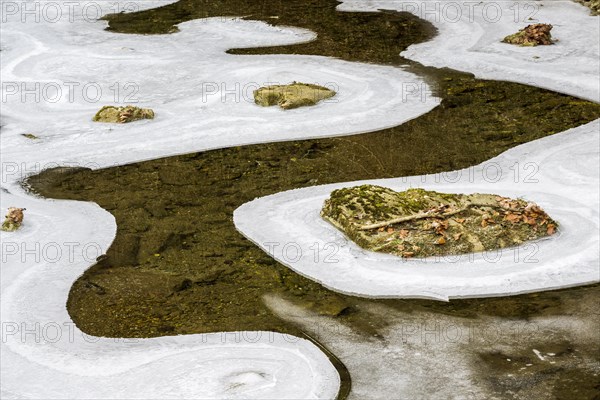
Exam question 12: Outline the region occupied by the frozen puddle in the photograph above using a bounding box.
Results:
[235,120,600,299]
[339,0,600,102]
[1,0,597,398]
[1,2,438,169]
[0,0,439,398]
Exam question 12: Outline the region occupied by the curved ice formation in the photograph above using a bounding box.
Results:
[234,0,600,300]
[234,120,600,300]
[0,0,449,397]
[2,0,597,398]
[0,2,438,169]
[339,0,600,102]
[0,188,340,399]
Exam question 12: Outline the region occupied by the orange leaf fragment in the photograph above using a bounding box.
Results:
[505,213,521,223]
[524,216,537,226]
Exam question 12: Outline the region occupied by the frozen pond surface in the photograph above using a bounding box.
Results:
[1,0,598,398]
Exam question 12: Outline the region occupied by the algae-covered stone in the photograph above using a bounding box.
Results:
[254,82,336,110]
[93,105,155,123]
[321,185,557,258]
[502,24,554,46]
[1,207,26,232]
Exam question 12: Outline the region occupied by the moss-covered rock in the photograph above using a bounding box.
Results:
[502,24,554,46]
[93,105,155,123]
[321,185,557,258]
[254,82,336,110]
[1,207,25,232]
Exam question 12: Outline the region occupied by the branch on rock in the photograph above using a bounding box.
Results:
[357,202,519,231]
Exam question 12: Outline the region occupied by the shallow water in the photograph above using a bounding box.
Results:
[27,0,600,398]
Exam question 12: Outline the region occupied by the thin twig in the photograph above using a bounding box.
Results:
[357,202,519,231]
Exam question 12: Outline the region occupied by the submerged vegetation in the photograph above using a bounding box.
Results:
[254,82,336,109]
[321,185,557,258]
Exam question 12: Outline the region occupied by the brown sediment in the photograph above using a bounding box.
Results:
[24,0,600,398]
